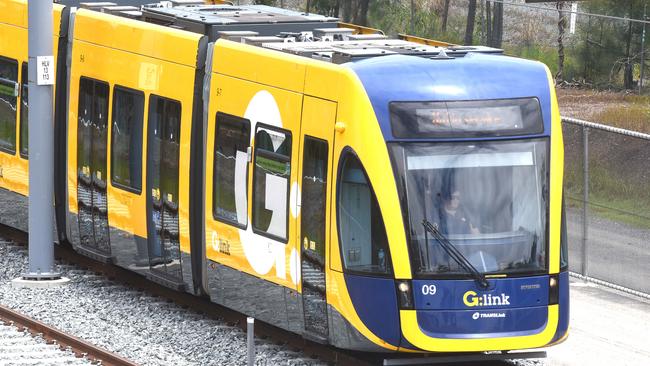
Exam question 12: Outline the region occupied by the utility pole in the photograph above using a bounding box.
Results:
[13,0,67,288]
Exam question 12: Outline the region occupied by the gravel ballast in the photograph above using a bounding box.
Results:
[0,240,325,366]
[0,238,549,366]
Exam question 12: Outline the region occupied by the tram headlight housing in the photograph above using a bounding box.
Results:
[549,274,559,305]
[396,280,414,309]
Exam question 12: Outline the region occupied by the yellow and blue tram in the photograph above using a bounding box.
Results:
[0,0,569,355]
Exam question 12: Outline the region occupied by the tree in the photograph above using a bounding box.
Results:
[355,0,371,25]
[441,0,451,33]
[556,1,567,83]
[342,0,353,22]
[485,0,492,46]
[491,1,503,48]
[311,0,340,17]
[578,0,648,88]
[465,0,477,45]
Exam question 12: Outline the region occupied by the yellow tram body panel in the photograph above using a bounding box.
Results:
[547,67,564,275]
[205,40,304,291]
[67,9,202,252]
[0,0,64,198]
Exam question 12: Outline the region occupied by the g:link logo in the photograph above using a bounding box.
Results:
[463,291,510,307]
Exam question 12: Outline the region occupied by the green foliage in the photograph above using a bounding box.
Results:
[504,44,580,80]
[368,0,413,37]
[311,0,339,17]
[366,0,464,43]
[573,0,648,87]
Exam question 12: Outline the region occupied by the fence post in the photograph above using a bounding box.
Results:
[582,126,589,277]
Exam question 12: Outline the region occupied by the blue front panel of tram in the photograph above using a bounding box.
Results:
[413,276,548,310]
[412,276,549,338]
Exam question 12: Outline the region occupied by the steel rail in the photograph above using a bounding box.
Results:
[0,225,374,366]
[0,304,137,366]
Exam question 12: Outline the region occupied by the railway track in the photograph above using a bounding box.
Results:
[0,304,137,366]
[0,226,374,366]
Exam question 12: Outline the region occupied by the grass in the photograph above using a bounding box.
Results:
[565,163,650,230]
[590,100,650,134]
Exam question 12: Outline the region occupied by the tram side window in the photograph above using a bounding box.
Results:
[560,198,569,270]
[213,112,250,228]
[148,95,181,207]
[19,62,28,158]
[77,77,110,185]
[111,86,144,192]
[252,125,291,242]
[0,57,18,154]
[338,152,392,275]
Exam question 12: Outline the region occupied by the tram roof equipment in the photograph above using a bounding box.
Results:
[81,2,503,64]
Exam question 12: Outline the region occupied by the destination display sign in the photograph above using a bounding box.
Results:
[390,98,543,138]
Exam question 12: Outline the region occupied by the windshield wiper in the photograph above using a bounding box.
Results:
[422,219,490,289]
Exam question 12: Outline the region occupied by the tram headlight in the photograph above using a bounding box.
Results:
[396,280,414,310]
[549,274,559,305]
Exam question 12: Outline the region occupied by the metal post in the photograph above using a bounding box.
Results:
[582,126,589,277]
[640,4,647,94]
[247,317,255,366]
[24,0,59,281]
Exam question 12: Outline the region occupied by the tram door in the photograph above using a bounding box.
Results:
[146,96,182,281]
[299,97,336,341]
[76,78,111,256]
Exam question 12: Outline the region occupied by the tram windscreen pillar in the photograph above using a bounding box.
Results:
[25,0,59,280]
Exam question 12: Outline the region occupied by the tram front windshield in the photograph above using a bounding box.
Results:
[389,139,548,277]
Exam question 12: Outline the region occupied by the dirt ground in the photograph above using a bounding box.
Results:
[556,88,650,133]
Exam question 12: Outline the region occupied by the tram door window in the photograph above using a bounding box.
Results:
[0,56,18,155]
[76,77,111,255]
[213,112,250,228]
[146,95,182,280]
[110,86,144,193]
[19,62,27,159]
[252,125,291,242]
[338,153,392,275]
[300,137,329,339]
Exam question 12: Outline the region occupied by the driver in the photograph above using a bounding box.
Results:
[438,188,480,235]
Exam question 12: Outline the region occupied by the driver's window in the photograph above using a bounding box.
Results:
[338,152,391,275]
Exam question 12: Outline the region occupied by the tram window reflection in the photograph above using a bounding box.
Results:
[252,125,291,242]
[0,56,18,154]
[390,139,548,276]
[19,62,27,159]
[213,112,250,228]
[111,86,144,193]
[338,152,392,275]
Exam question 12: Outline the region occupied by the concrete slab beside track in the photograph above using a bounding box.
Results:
[543,278,650,366]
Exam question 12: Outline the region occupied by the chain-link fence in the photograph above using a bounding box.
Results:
[563,117,650,295]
